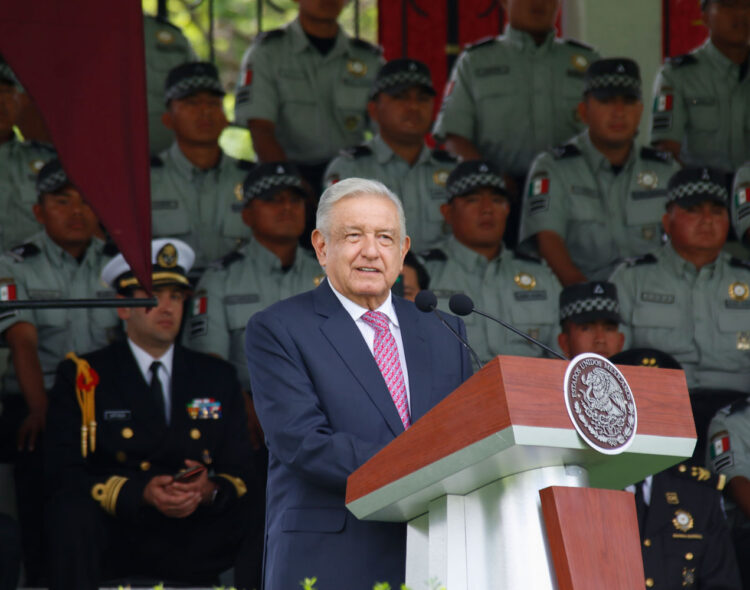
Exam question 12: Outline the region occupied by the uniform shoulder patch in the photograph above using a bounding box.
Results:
[236,159,255,171]
[552,143,582,160]
[625,253,658,267]
[730,257,750,272]
[420,248,447,262]
[564,38,595,52]
[150,154,164,168]
[431,149,458,164]
[513,250,543,264]
[667,54,697,68]
[467,36,496,51]
[640,146,672,164]
[210,249,245,270]
[341,144,373,159]
[671,463,727,490]
[257,28,285,44]
[350,38,383,56]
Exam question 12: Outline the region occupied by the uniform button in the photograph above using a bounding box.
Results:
[115,451,127,463]
[643,538,651,547]
[190,428,201,440]
[645,578,654,587]
[685,552,694,560]
[121,427,134,439]
[140,461,151,471]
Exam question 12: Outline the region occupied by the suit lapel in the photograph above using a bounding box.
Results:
[314,282,404,437]
[394,297,432,422]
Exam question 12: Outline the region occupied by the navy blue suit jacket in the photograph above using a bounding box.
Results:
[245,280,472,590]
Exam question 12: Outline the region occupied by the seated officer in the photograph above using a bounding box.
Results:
[650,0,750,172]
[45,239,256,590]
[151,62,254,274]
[0,55,55,251]
[324,58,457,251]
[422,160,561,364]
[185,162,322,397]
[398,251,430,303]
[519,57,680,285]
[611,167,750,444]
[234,0,382,193]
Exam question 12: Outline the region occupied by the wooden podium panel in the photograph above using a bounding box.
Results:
[540,486,645,590]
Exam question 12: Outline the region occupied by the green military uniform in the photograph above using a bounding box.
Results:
[610,245,750,392]
[185,240,322,390]
[323,135,456,251]
[422,237,561,364]
[143,15,195,154]
[432,26,599,178]
[650,40,750,172]
[731,162,750,240]
[519,131,680,279]
[0,232,120,394]
[0,137,55,251]
[150,144,253,271]
[234,18,382,166]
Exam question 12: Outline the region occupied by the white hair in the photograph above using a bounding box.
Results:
[316,178,407,244]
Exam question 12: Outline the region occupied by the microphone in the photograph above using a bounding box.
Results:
[415,290,482,370]
[449,293,566,361]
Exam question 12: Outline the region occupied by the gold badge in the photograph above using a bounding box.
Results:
[190,428,201,440]
[156,29,174,45]
[347,59,367,77]
[637,171,658,189]
[433,170,449,187]
[640,357,657,367]
[140,461,151,471]
[665,492,679,504]
[514,272,536,290]
[313,273,326,287]
[121,427,134,439]
[157,243,178,268]
[691,466,710,481]
[729,281,749,301]
[234,183,244,201]
[29,159,45,174]
[672,509,694,533]
[641,227,655,241]
[344,115,360,131]
[571,54,589,72]
[737,332,750,351]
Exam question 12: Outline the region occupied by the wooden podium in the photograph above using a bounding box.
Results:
[346,355,695,589]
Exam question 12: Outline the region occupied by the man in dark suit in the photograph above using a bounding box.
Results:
[245,178,473,589]
[44,238,258,590]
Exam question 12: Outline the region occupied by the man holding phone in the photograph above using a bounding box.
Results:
[44,239,258,590]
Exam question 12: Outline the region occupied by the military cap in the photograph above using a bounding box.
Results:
[370,58,436,99]
[666,166,729,209]
[164,61,225,104]
[609,347,682,370]
[584,58,641,100]
[559,281,621,325]
[102,238,195,294]
[36,158,70,196]
[0,55,18,87]
[238,162,306,208]
[445,160,507,201]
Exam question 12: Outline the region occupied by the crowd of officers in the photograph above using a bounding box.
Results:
[0,0,750,588]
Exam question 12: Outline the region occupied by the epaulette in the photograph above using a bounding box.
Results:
[420,248,447,262]
[552,143,582,160]
[624,253,657,267]
[8,242,40,262]
[640,146,672,164]
[209,249,245,270]
[236,159,255,171]
[667,54,697,68]
[150,155,164,168]
[351,38,383,56]
[513,250,543,264]
[730,257,750,272]
[564,38,595,52]
[102,240,120,257]
[671,463,727,491]
[431,149,458,164]
[340,145,373,160]
[466,36,496,51]
[257,28,285,44]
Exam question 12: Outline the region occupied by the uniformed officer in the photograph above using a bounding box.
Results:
[234,0,383,193]
[557,281,624,360]
[649,0,750,171]
[432,0,600,182]
[324,58,457,252]
[185,162,322,394]
[143,14,196,154]
[0,159,119,585]
[398,251,430,302]
[45,238,258,589]
[707,400,750,588]
[0,54,56,251]
[611,167,750,444]
[151,61,254,275]
[730,160,750,243]
[421,160,561,364]
[519,57,680,285]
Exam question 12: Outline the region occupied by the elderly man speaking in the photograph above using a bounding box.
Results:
[245,178,472,589]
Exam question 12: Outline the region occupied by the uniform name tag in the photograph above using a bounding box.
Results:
[28,289,61,299]
[476,65,509,77]
[641,292,675,304]
[726,300,750,309]
[104,410,131,421]
[96,290,116,298]
[514,290,547,301]
[151,200,179,211]
[224,294,260,305]
[688,97,715,106]
[631,189,667,200]
[571,185,598,198]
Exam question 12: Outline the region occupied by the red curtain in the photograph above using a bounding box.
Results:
[0,2,152,291]
[663,0,708,58]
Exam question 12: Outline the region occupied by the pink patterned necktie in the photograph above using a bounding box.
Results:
[361,310,411,429]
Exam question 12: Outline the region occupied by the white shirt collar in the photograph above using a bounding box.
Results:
[126,338,175,381]
[328,278,400,328]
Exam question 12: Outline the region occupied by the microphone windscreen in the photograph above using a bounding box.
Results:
[414,289,437,312]
[449,293,474,316]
